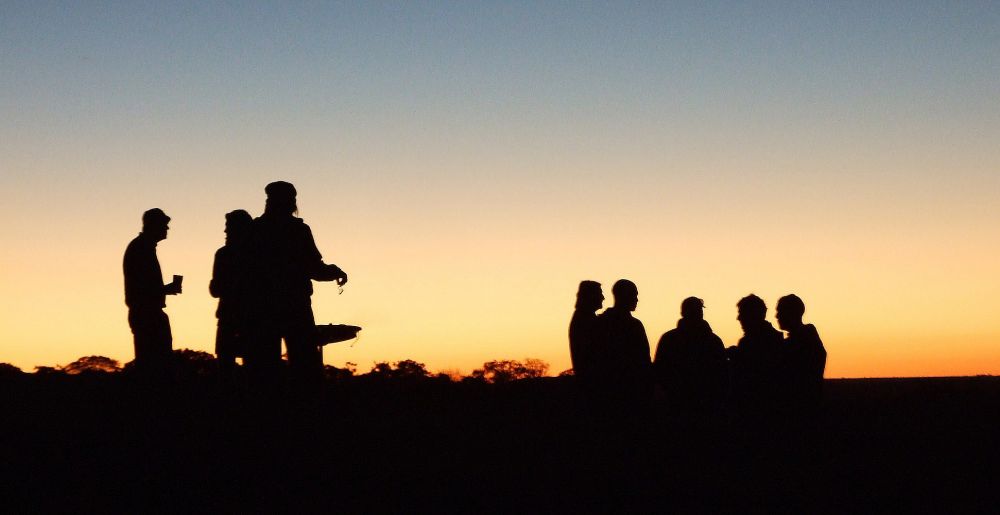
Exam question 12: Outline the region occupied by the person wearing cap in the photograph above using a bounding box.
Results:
[210,209,254,382]
[245,181,348,385]
[123,208,182,377]
[653,297,727,414]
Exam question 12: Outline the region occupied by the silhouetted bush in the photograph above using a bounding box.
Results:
[0,362,24,378]
[471,358,549,383]
[173,349,217,379]
[364,359,431,380]
[62,355,121,375]
[33,366,65,377]
[324,362,357,382]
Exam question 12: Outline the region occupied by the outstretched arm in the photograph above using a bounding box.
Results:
[301,225,348,285]
[313,262,348,285]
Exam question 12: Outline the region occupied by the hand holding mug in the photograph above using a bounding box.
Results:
[168,274,184,295]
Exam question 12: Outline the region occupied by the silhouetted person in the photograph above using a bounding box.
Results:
[653,297,727,414]
[728,294,783,417]
[776,294,827,414]
[594,279,652,407]
[210,209,253,382]
[569,280,604,382]
[123,208,182,379]
[245,181,348,389]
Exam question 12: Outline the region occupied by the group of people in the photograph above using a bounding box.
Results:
[122,181,348,386]
[569,280,827,417]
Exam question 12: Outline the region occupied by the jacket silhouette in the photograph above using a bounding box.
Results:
[777,294,827,413]
[593,280,652,405]
[123,208,181,377]
[729,295,783,415]
[210,210,253,378]
[653,297,727,413]
[244,181,346,385]
[569,280,604,381]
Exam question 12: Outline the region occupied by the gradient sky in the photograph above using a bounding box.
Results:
[2,1,999,377]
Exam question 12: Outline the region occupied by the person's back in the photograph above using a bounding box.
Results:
[250,213,323,303]
[730,295,783,415]
[777,294,827,413]
[123,208,181,378]
[210,210,253,379]
[593,280,651,407]
[785,324,826,403]
[598,307,650,379]
[243,181,348,388]
[569,280,604,381]
[653,297,727,413]
[124,234,166,312]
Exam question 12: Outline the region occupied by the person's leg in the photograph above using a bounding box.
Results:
[284,303,321,391]
[128,309,153,373]
[128,309,172,382]
[149,310,173,381]
[216,323,238,382]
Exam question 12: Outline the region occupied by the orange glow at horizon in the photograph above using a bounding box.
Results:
[2,186,998,379]
[3,3,999,378]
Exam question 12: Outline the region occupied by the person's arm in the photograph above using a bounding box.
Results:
[208,249,224,298]
[302,225,348,284]
[125,241,176,304]
[164,277,182,295]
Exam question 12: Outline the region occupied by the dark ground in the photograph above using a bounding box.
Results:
[3,374,999,513]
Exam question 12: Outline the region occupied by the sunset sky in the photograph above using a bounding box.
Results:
[2,2,998,377]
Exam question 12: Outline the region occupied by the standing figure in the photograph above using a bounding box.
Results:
[776,294,827,414]
[653,297,728,414]
[245,181,347,387]
[123,208,182,378]
[569,280,604,381]
[210,209,253,382]
[728,294,784,417]
[594,279,652,406]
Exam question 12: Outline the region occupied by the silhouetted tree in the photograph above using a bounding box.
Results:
[62,356,122,375]
[471,359,549,383]
[365,360,431,380]
[173,349,217,378]
[324,362,357,382]
[34,366,65,377]
[0,363,24,378]
[394,359,430,379]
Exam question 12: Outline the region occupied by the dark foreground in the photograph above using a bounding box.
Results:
[3,374,999,513]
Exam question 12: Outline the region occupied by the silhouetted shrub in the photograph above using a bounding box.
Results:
[364,359,431,380]
[62,356,121,375]
[325,362,356,382]
[173,349,217,378]
[34,366,65,377]
[471,359,550,383]
[0,362,24,379]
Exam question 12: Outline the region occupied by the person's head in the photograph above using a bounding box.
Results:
[141,208,170,241]
[575,280,604,312]
[776,294,805,331]
[264,181,298,216]
[736,294,767,331]
[224,209,253,244]
[612,279,639,312]
[680,296,704,320]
